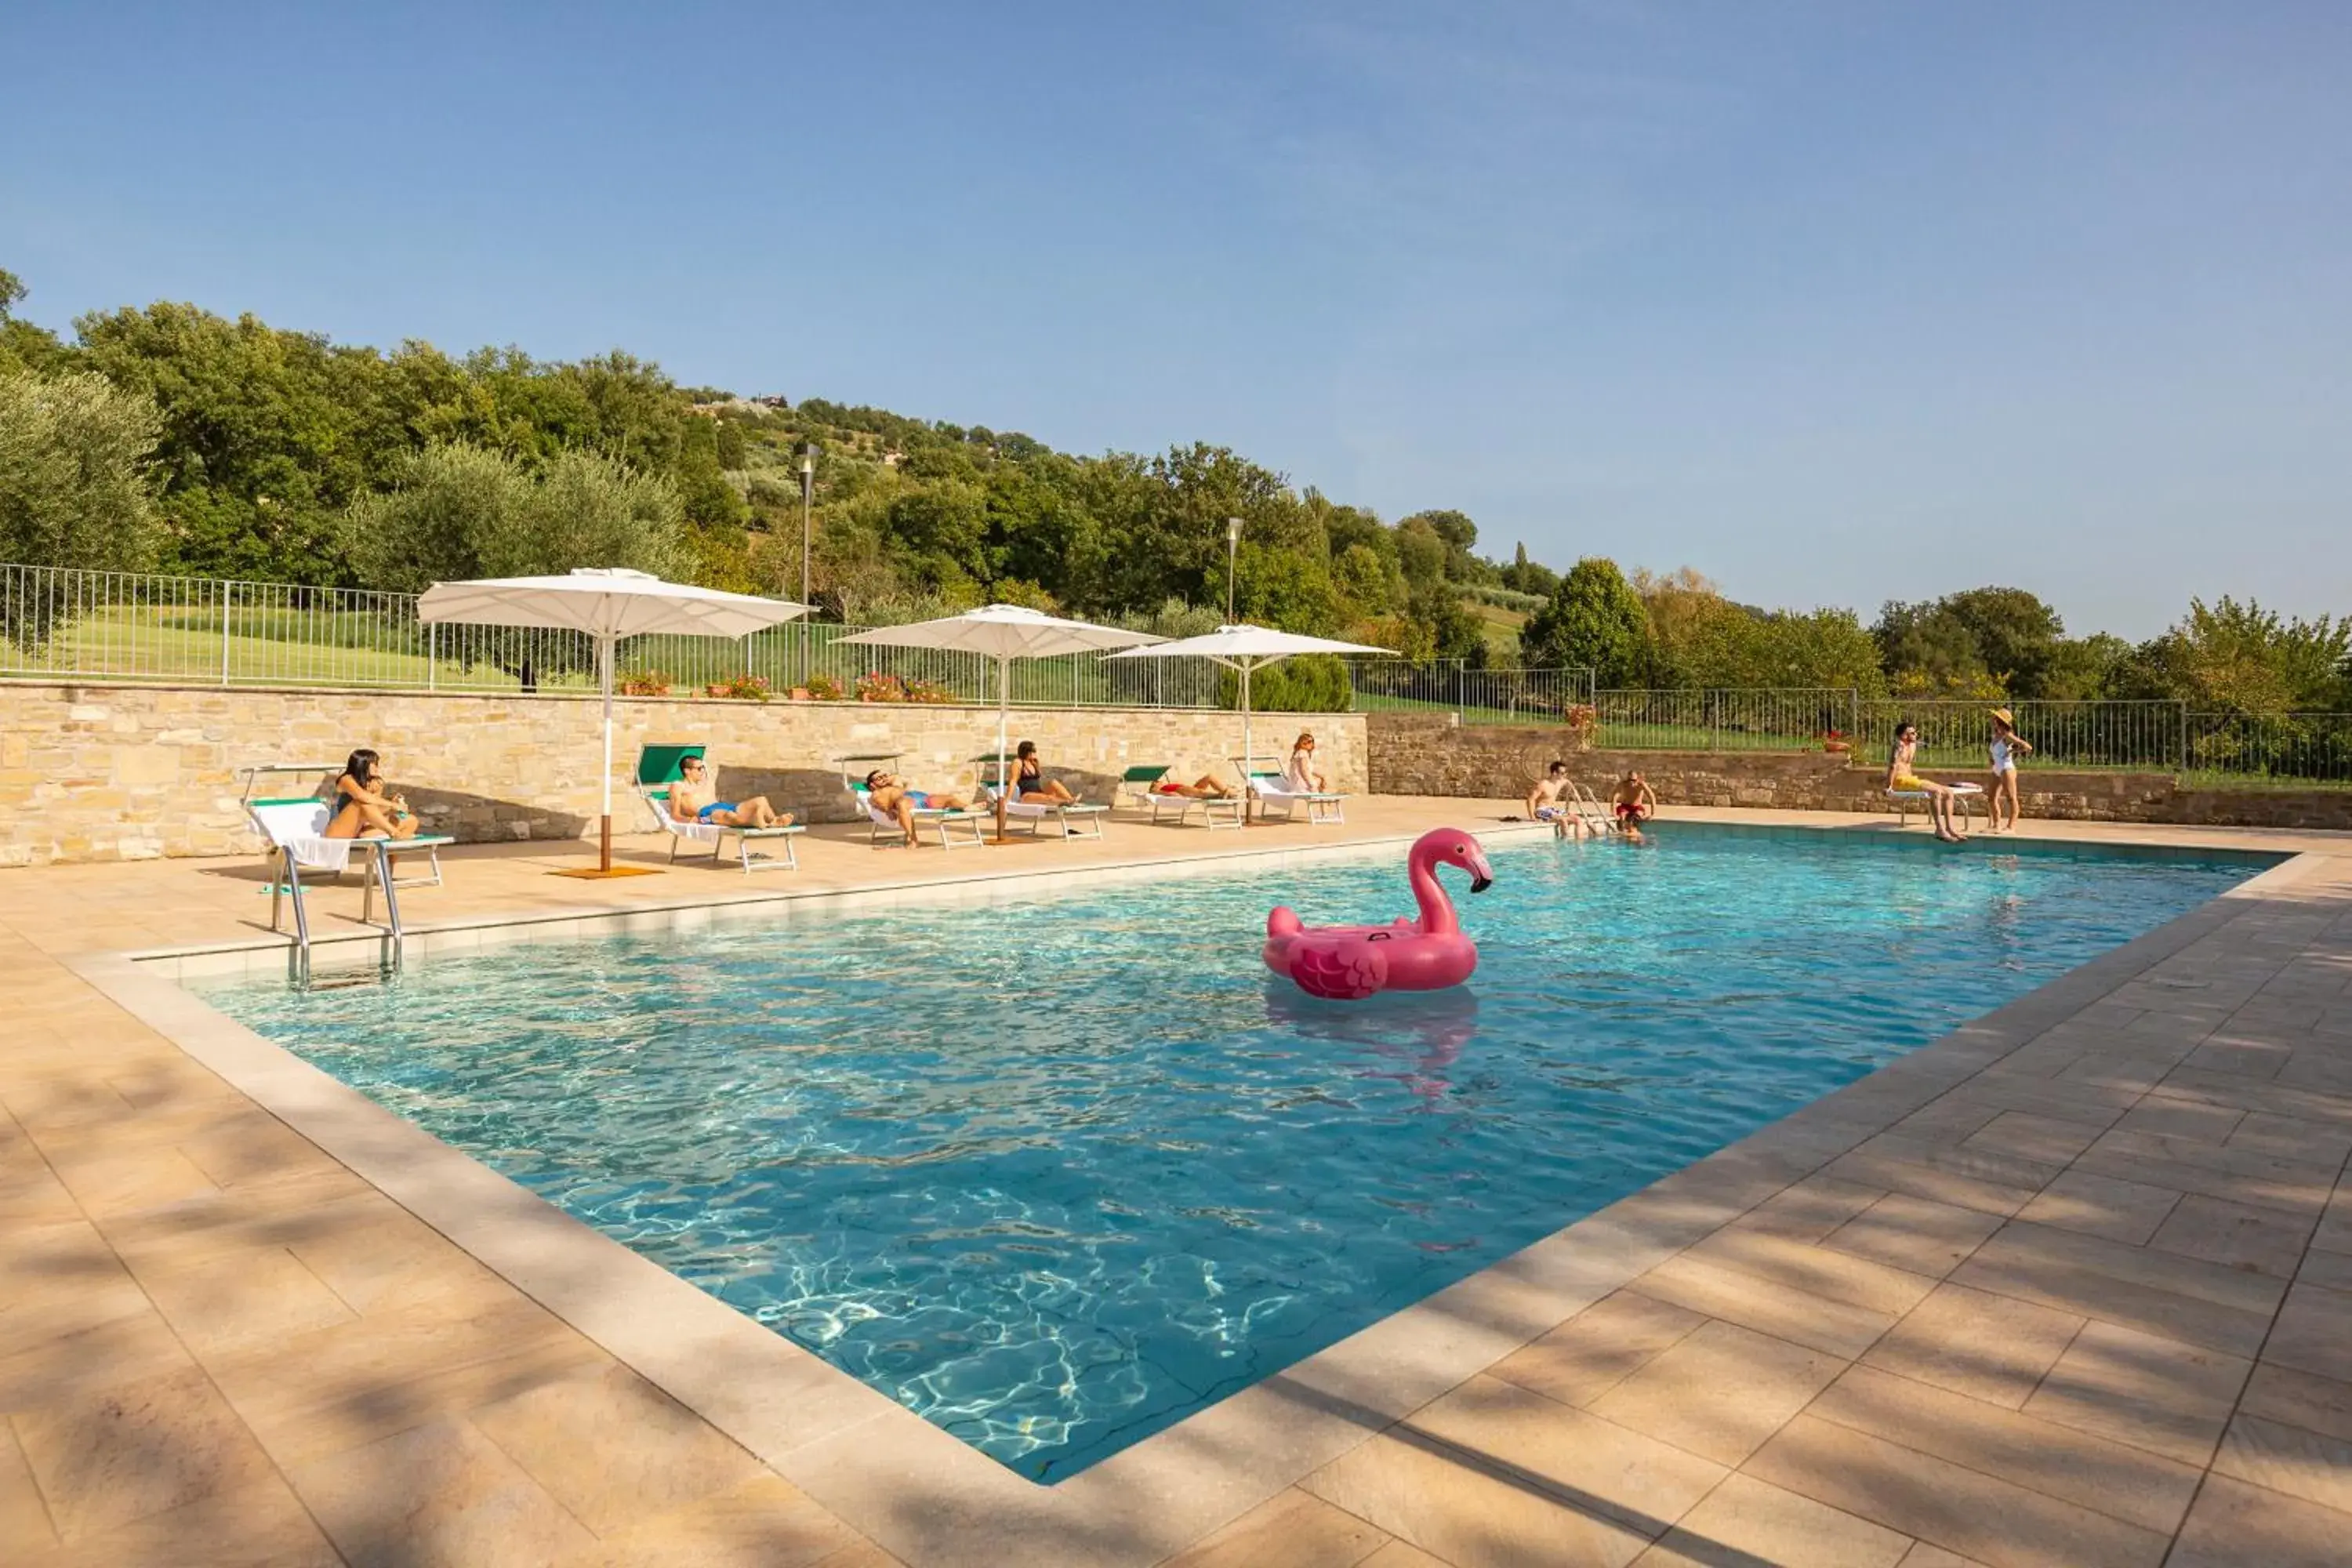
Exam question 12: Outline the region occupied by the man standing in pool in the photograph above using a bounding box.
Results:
[1610,771,1657,840]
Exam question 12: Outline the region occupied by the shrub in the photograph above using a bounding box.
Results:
[1563,703,1598,750]
[705,673,771,701]
[618,669,671,696]
[801,673,843,701]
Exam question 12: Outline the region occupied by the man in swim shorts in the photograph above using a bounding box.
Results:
[866,769,972,847]
[1610,771,1657,837]
[1526,760,1588,837]
[1886,722,1969,842]
[670,755,793,829]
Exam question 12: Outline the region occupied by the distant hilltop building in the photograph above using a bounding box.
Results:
[688,394,792,416]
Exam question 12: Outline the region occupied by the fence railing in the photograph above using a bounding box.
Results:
[0,564,1227,708]
[6,566,2347,785]
[1343,660,1595,721]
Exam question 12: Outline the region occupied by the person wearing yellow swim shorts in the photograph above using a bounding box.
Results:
[1887,722,1969,842]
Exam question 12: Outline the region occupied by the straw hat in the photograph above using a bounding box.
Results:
[1989,707,2014,725]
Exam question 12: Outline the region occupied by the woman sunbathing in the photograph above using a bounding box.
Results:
[1154,774,1235,799]
[1287,731,1329,792]
[1012,740,1077,804]
[670,755,793,829]
[325,748,421,840]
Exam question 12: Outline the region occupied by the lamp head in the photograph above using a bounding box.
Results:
[1225,517,1243,544]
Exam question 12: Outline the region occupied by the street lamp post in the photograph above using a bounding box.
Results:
[1225,516,1243,622]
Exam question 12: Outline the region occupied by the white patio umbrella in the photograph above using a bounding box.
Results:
[1105,624,1392,820]
[418,568,808,877]
[835,605,1163,840]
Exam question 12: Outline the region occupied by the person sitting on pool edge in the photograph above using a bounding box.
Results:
[866,768,974,846]
[1610,771,1657,837]
[1526,760,1595,839]
[1011,739,1078,804]
[325,748,422,840]
[670,754,793,830]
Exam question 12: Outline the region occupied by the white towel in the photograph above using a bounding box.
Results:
[285,837,356,873]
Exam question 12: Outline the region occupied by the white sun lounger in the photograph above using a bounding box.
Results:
[246,797,452,946]
[1886,781,1984,830]
[633,746,802,873]
[1246,770,1347,826]
[848,782,989,849]
[977,779,1108,840]
[1120,766,1243,828]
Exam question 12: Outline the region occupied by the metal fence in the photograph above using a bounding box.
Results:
[1593,688,1858,751]
[6,566,2347,784]
[0,564,1225,708]
[1344,660,1595,722]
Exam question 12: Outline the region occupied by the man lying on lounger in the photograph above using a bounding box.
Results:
[866,769,974,847]
[670,756,793,829]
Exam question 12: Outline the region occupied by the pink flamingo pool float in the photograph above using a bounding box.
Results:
[1265,828,1495,1000]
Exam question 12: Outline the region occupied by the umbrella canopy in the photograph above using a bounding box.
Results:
[837,605,1163,836]
[1106,624,1392,808]
[418,568,808,873]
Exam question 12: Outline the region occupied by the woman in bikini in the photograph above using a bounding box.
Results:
[1153,773,1235,799]
[1888,722,1970,843]
[324,749,422,840]
[1011,740,1077,804]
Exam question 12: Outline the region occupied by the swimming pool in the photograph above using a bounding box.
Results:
[197,829,2267,1480]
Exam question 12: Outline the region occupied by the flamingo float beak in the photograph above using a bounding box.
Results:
[1467,849,1496,894]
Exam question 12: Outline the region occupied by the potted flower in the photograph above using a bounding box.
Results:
[618,669,671,698]
[1819,729,1852,754]
[804,673,844,702]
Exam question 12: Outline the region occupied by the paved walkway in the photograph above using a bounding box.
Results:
[3,804,2349,1566]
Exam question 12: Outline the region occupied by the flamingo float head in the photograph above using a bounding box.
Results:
[1418,829,1496,894]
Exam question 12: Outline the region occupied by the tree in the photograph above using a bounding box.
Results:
[1519,557,1650,684]
[2116,598,2352,713]
[346,441,686,593]
[0,270,74,376]
[0,368,167,642]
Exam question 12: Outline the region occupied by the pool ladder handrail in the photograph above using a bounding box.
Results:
[273,838,405,985]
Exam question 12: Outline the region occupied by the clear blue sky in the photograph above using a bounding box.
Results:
[5,1,2346,638]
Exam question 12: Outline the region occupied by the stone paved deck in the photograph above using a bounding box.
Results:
[4,801,2350,1566]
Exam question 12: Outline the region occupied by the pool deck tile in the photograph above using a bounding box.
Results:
[2,800,2350,1565]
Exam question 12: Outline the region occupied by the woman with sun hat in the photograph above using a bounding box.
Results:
[1987,707,2033,833]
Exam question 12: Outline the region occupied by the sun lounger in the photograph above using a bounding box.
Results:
[1245,770,1347,826]
[977,779,1108,839]
[1118,767,1243,828]
[246,797,453,938]
[635,744,803,873]
[1886,781,1984,830]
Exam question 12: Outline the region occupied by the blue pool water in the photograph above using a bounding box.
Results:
[198,829,2265,1479]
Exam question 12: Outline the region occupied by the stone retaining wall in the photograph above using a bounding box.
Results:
[1367,713,2352,832]
[0,681,1363,866]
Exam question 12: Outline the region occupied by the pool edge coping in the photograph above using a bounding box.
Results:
[62,826,2340,1568]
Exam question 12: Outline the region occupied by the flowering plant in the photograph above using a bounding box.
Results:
[855,672,957,704]
[1563,703,1599,750]
[704,674,771,702]
[618,670,671,697]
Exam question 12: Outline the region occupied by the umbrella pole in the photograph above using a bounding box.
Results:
[1241,660,1254,825]
[600,636,615,872]
[994,654,1011,843]
[554,630,662,878]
